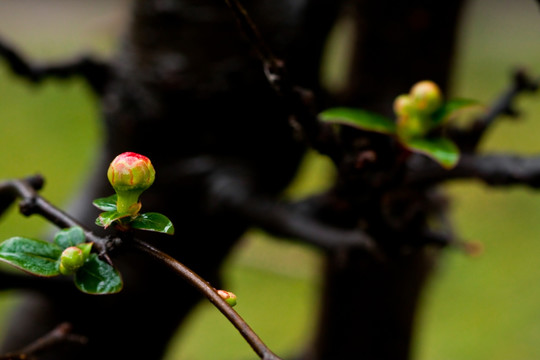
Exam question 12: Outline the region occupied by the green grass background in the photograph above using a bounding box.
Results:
[1,0,540,359]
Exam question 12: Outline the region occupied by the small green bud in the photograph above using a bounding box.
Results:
[59,246,85,275]
[410,80,443,115]
[393,94,413,116]
[217,289,237,307]
[397,113,429,139]
[107,152,155,215]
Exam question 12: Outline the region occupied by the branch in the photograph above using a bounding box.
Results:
[161,156,376,252]
[0,174,44,218]
[223,0,342,161]
[405,153,540,188]
[131,238,283,360]
[0,36,111,94]
[0,176,110,255]
[450,68,539,151]
[0,175,284,359]
[0,322,87,360]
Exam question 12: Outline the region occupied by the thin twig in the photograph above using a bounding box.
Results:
[0,176,109,254]
[451,68,539,151]
[131,238,283,360]
[223,0,341,161]
[222,0,278,67]
[0,322,87,360]
[0,35,111,94]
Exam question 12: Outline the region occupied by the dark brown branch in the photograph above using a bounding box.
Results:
[0,176,109,254]
[0,36,111,94]
[131,238,283,360]
[222,0,278,68]
[405,153,540,187]
[451,68,539,151]
[0,322,87,360]
[222,0,342,162]
[232,194,376,252]
[0,174,44,218]
[166,157,377,252]
[0,175,284,359]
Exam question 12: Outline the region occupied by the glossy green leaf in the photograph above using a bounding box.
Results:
[74,254,123,294]
[130,212,175,235]
[319,107,396,134]
[92,194,118,212]
[96,210,131,228]
[54,227,86,249]
[402,137,460,169]
[431,98,483,126]
[0,237,62,277]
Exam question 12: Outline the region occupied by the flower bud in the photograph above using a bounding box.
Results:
[217,289,237,307]
[410,80,443,115]
[59,246,85,275]
[397,113,429,139]
[393,94,413,116]
[107,152,155,214]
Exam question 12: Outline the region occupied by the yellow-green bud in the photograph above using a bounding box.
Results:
[397,113,429,139]
[410,80,443,115]
[217,289,237,307]
[393,94,414,116]
[59,246,85,275]
[107,152,155,214]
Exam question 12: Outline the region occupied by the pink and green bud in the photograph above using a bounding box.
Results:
[59,246,85,275]
[217,289,237,307]
[410,80,443,115]
[107,152,155,215]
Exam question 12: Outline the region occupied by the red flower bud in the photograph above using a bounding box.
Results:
[107,152,155,214]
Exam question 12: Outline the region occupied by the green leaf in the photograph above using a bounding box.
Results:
[0,237,62,277]
[96,210,131,228]
[319,107,396,135]
[77,242,93,259]
[431,98,483,126]
[92,194,118,212]
[54,227,86,249]
[130,212,175,235]
[74,254,123,294]
[402,137,460,169]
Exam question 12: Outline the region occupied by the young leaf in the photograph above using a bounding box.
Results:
[130,212,175,235]
[74,254,123,294]
[319,107,396,135]
[402,137,460,169]
[54,227,86,249]
[92,194,118,212]
[96,210,131,228]
[431,98,483,126]
[0,237,62,277]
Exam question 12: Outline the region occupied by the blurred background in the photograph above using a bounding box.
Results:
[1,0,540,359]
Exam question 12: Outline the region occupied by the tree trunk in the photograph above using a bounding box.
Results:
[304,1,465,359]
